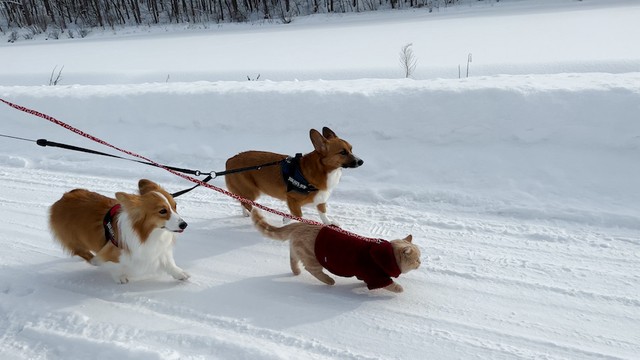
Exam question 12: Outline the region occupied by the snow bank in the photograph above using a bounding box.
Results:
[2,73,639,226]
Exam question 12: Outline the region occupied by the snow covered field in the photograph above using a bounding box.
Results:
[1,1,640,359]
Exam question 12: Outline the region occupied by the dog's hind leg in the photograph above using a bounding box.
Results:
[73,249,95,263]
[224,176,257,217]
[285,198,304,223]
[240,203,252,217]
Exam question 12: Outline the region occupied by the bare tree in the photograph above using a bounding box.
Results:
[399,43,417,78]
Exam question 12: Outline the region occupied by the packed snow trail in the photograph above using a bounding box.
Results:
[1,68,639,360]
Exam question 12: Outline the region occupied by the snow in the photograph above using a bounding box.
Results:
[1,1,640,359]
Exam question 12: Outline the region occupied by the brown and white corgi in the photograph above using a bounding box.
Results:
[225,127,363,225]
[49,179,189,284]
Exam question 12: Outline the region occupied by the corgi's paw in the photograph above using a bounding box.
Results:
[169,267,190,281]
[113,274,129,284]
[175,271,190,281]
[319,213,339,227]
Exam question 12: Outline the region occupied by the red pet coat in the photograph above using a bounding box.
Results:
[314,226,401,290]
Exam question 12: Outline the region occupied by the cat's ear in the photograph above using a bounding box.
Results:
[403,247,413,255]
[403,234,413,243]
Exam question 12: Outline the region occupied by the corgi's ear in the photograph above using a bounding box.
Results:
[403,234,413,243]
[116,192,133,205]
[322,127,337,139]
[138,179,160,195]
[116,192,142,217]
[310,129,328,154]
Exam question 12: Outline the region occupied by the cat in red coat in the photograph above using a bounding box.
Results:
[251,209,421,292]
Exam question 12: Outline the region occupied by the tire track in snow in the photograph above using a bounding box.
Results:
[1,165,639,359]
[36,279,379,360]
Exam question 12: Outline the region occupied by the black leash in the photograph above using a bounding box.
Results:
[1,134,280,198]
[36,138,204,176]
[171,160,281,197]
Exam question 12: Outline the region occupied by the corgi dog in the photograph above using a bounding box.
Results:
[49,179,189,284]
[225,127,363,225]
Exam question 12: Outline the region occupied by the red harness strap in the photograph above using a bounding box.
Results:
[103,204,122,247]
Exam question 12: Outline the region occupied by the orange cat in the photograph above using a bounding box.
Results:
[251,209,421,292]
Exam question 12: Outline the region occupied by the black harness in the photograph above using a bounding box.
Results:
[103,204,122,247]
[280,153,318,194]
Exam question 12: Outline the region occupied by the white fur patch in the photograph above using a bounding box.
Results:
[313,168,342,225]
[101,196,187,283]
[313,168,342,206]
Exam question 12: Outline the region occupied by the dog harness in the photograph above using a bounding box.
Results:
[280,153,318,194]
[314,226,401,290]
[103,204,121,247]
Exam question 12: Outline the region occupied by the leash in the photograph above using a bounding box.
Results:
[0,133,280,198]
[0,98,382,242]
[0,98,318,223]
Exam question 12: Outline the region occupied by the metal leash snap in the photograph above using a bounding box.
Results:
[209,171,218,180]
[194,170,201,176]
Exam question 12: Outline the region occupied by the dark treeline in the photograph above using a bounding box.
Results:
[1,0,461,34]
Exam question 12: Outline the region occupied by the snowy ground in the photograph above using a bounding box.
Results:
[1,1,640,359]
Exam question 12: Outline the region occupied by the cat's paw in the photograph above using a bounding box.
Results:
[384,282,403,293]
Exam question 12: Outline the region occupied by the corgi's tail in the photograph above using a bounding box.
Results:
[251,209,305,241]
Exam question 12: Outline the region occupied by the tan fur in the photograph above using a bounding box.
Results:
[49,189,120,262]
[225,127,362,223]
[251,209,421,292]
[49,179,180,265]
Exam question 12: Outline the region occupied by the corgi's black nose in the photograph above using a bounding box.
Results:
[343,158,364,168]
[179,221,188,230]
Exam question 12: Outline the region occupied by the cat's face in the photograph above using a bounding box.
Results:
[392,235,421,274]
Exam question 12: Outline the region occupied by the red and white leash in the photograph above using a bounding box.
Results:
[1,98,381,242]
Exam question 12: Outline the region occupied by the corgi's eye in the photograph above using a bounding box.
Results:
[339,149,348,156]
[159,208,168,215]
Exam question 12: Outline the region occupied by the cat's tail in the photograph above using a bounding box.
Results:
[251,209,308,241]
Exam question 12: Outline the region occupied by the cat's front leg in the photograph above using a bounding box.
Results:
[305,263,335,285]
[384,282,403,293]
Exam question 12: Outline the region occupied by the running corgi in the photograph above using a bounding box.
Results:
[225,127,363,225]
[49,179,189,284]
